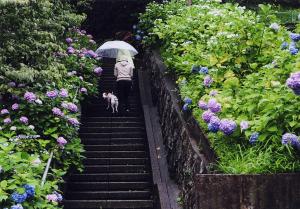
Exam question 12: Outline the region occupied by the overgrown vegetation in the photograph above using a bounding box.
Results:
[138,0,300,174]
[0,1,102,208]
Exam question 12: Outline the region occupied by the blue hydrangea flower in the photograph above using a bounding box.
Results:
[184,97,192,105]
[199,67,209,74]
[249,132,259,144]
[24,184,35,198]
[219,119,236,135]
[54,191,63,202]
[290,33,300,42]
[208,123,219,133]
[135,35,142,41]
[282,133,299,146]
[290,47,299,55]
[10,204,23,209]
[11,192,27,203]
[182,103,189,111]
[281,42,289,50]
[191,65,199,73]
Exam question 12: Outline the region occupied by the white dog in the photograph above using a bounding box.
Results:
[102,92,119,113]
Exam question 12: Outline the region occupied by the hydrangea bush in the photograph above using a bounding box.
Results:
[0,0,100,208]
[139,0,300,173]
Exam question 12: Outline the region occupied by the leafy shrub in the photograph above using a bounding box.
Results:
[139,0,300,174]
[0,0,101,208]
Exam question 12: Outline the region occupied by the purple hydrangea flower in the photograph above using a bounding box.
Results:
[67,47,75,54]
[281,42,289,50]
[202,110,215,123]
[59,89,68,98]
[80,87,87,94]
[46,90,58,99]
[81,30,86,34]
[290,33,300,42]
[207,99,221,113]
[24,184,35,198]
[11,192,27,203]
[204,75,213,87]
[67,103,78,112]
[286,71,300,94]
[282,133,299,146]
[87,34,93,39]
[66,38,73,44]
[52,107,64,117]
[8,82,16,87]
[24,92,37,102]
[11,204,23,209]
[68,118,80,126]
[1,109,9,115]
[199,67,209,74]
[240,121,249,131]
[12,103,19,110]
[209,90,218,96]
[94,67,103,75]
[219,119,237,135]
[57,137,67,147]
[4,118,12,124]
[198,100,208,110]
[249,132,259,144]
[182,103,189,111]
[184,97,192,105]
[210,116,221,127]
[18,83,26,88]
[19,116,28,124]
[86,50,98,58]
[61,102,68,109]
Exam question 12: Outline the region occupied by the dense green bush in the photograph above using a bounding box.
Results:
[139,0,300,174]
[0,1,101,208]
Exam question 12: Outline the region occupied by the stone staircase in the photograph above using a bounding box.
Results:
[63,59,154,209]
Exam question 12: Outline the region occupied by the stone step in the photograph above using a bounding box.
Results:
[84,144,145,151]
[80,127,145,133]
[63,199,153,209]
[81,165,149,173]
[67,181,151,191]
[65,190,152,200]
[84,151,146,158]
[81,117,144,123]
[80,132,146,138]
[82,138,146,145]
[69,173,151,182]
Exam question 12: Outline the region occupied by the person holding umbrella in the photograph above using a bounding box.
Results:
[114,55,134,112]
[95,40,138,112]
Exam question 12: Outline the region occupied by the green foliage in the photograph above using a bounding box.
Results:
[139,0,300,174]
[0,0,97,208]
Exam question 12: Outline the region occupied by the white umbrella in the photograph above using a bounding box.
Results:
[95,41,138,58]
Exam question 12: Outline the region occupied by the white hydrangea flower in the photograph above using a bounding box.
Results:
[10,126,16,131]
[28,125,35,130]
[35,99,43,105]
[32,158,42,166]
[270,23,280,32]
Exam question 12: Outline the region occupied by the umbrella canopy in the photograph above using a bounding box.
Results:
[95,41,138,58]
